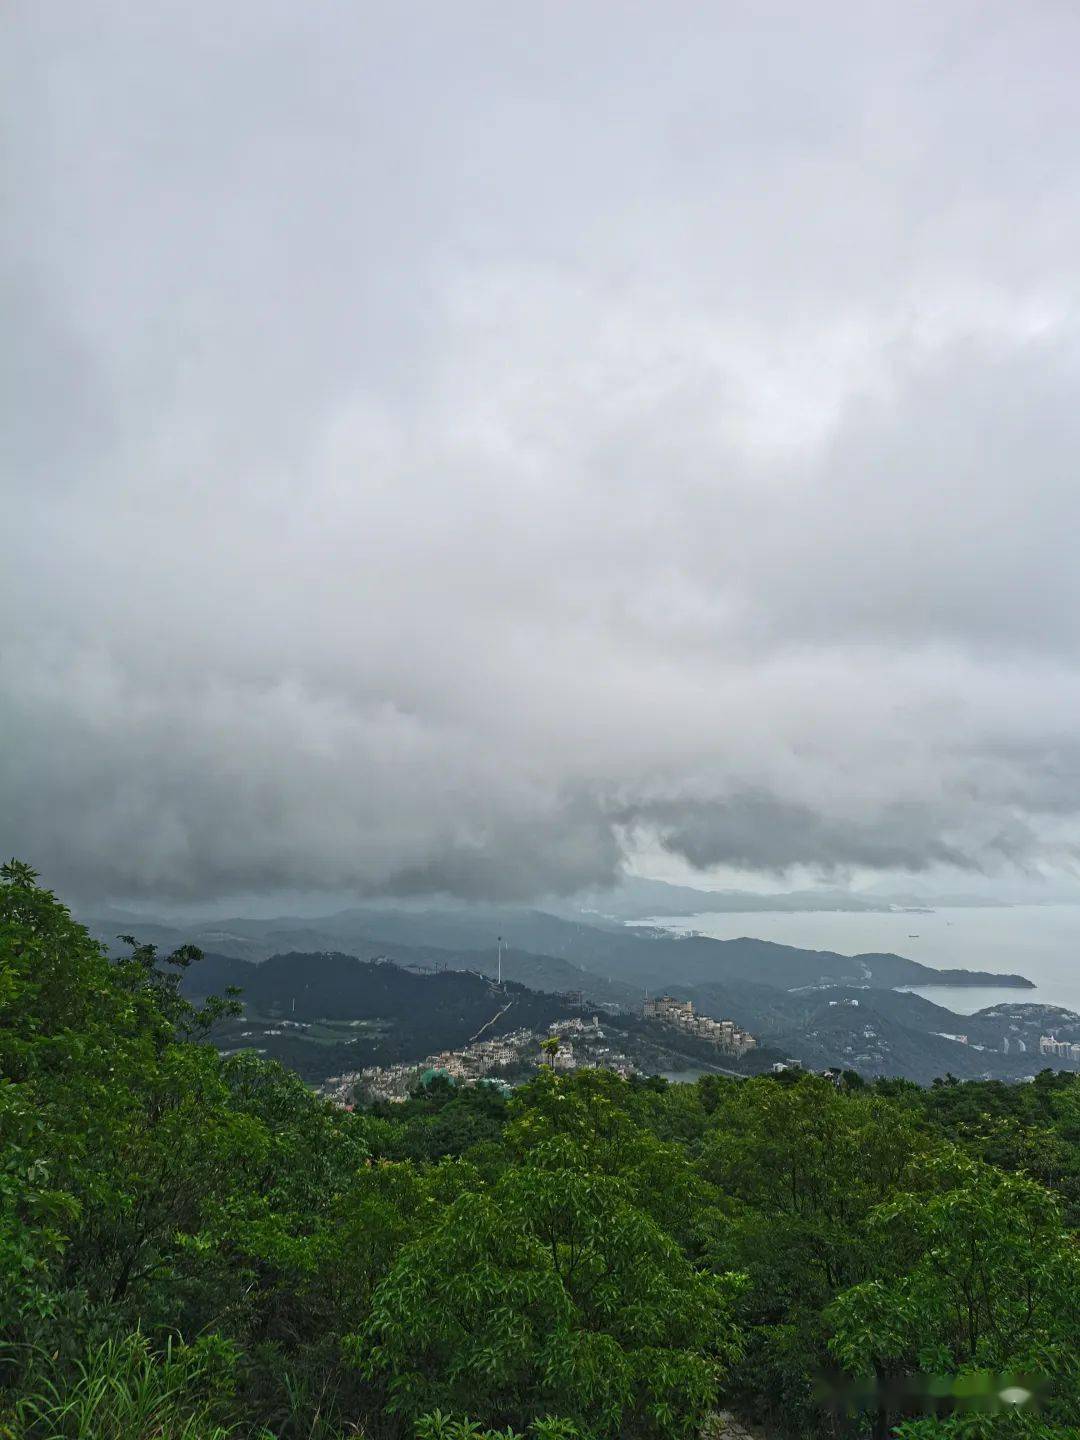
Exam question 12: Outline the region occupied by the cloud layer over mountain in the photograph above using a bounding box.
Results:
[5,2,1080,900]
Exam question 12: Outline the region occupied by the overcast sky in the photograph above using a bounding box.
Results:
[5,1,1080,905]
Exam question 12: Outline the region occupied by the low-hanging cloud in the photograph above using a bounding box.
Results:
[5,1,1080,902]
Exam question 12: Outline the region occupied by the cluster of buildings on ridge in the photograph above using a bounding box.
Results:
[938,1031,1080,1065]
[1038,1034,1080,1065]
[326,1014,639,1105]
[318,988,765,1106]
[642,994,758,1055]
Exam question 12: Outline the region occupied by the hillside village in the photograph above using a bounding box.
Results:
[327,1014,642,1105]
[323,996,766,1105]
[319,991,1080,1110]
[643,994,758,1055]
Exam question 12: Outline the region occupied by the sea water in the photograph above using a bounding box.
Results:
[644,904,1080,1016]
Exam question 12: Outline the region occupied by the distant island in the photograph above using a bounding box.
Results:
[896,970,1035,990]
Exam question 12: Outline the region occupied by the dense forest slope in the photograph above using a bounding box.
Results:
[186,950,591,1083]
[7,865,1078,1440]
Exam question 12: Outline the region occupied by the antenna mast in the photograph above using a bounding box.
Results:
[497,935,503,986]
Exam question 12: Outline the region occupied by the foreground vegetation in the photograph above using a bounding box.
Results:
[1,863,1078,1439]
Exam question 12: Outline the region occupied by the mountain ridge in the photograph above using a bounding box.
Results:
[83,904,1033,997]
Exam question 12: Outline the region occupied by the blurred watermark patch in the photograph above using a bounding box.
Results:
[814,1371,1048,1417]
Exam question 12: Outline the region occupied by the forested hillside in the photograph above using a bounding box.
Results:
[186,951,590,1084]
[3,863,1079,1439]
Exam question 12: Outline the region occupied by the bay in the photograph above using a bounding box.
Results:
[643,903,1080,1016]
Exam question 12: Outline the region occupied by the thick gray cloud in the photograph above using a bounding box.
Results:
[5,1,1080,902]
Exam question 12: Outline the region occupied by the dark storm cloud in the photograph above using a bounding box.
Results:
[5,1,1080,901]
[630,796,972,875]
